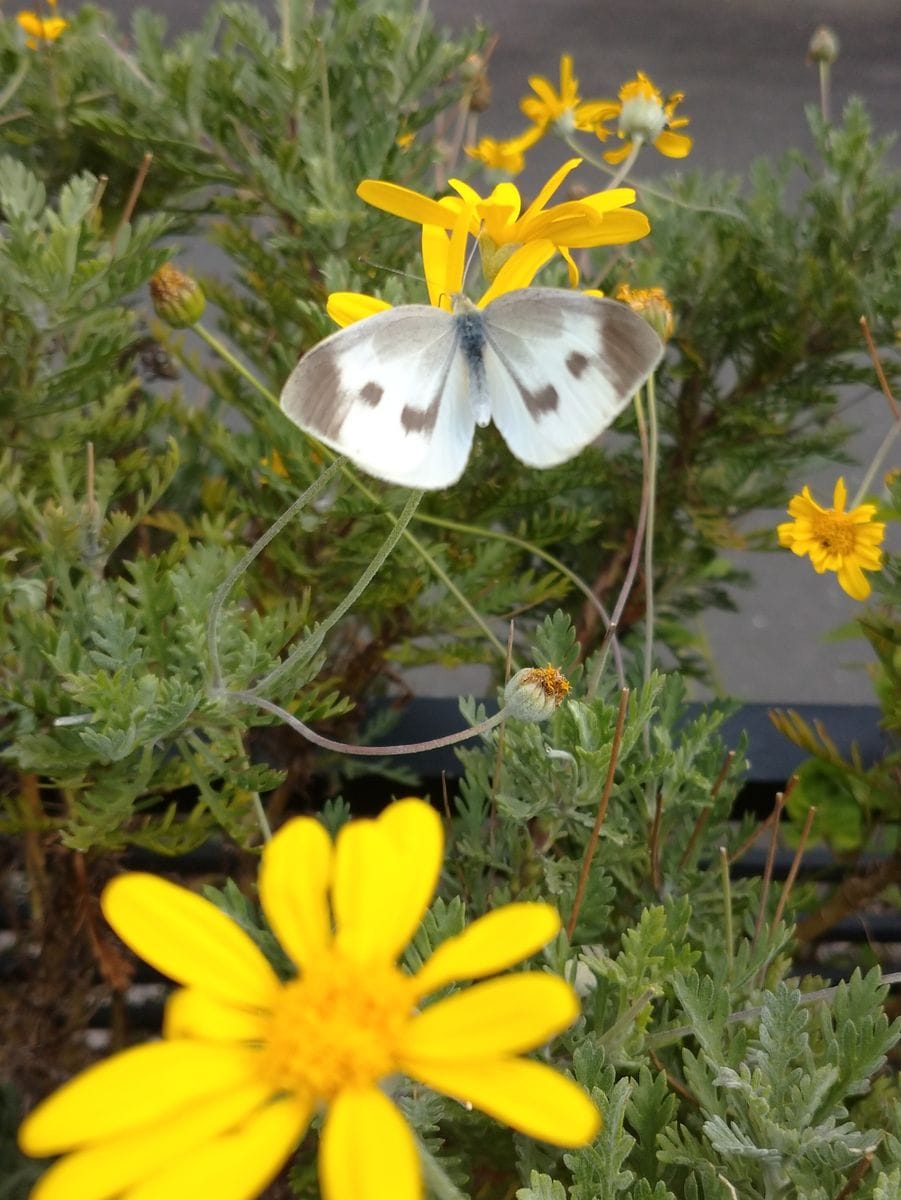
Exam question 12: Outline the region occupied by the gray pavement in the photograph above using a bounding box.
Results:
[99,0,899,703]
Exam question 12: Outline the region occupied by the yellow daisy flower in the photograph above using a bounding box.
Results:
[595,72,692,165]
[777,477,886,601]
[520,54,611,138]
[19,799,599,1200]
[357,158,649,290]
[16,9,68,45]
[464,126,543,176]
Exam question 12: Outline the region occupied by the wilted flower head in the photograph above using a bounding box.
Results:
[149,263,206,328]
[504,665,571,722]
[615,283,675,342]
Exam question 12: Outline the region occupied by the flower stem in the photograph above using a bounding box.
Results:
[253,487,424,697]
[642,373,659,687]
[851,420,901,507]
[605,137,644,190]
[206,460,342,691]
[228,689,509,756]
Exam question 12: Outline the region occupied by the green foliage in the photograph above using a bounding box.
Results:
[1,3,899,1199]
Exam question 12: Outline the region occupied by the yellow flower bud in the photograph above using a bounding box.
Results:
[149,264,206,328]
[504,665,570,723]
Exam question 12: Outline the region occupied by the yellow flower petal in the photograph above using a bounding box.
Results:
[259,815,333,970]
[356,180,457,231]
[101,874,278,1009]
[521,158,581,224]
[320,1087,420,1200]
[163,988,270,1042]
[653,130,693,158]
[837,561,871,601]
[327,292,392,328]
[409,1056,600,1146]
[412,903,561,994]
[19,1042,260,1155]
[126,1097,307,1200]
[29,1084,274,1200]
[603,142,635,165]
[401,974,578,1059]
[334,799,442,964]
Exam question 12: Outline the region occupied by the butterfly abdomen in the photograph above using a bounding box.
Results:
[455,309,492,427]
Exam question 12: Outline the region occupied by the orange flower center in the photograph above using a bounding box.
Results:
[810,509,856,556]
[260,952,415,1101]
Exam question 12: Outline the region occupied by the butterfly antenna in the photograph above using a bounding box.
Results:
[356,257,425,285]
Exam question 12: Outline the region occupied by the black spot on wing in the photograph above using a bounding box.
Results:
[360,382,383,407]
[521,383,559,416]
[566,351,589,378]
[401,390,441,433]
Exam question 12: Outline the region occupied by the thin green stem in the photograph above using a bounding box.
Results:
[413,511,624,686]
[0,58,29,112]
[719,846,734,982]
[206,460,343,692]
[605,137,644,190]
[228,690,509,757]
[191,319,508,662]
[561,130,748,221]
[586,384,652,699]
[317,37,336,190]
[253,488,424,697]
[418,1135,468,1200]
[193,322,280,405]
[643,371,659,686]
[819,61,830,124]
[851,420,901,508]
[277,0,294,70]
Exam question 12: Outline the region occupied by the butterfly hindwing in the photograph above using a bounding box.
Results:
[280,305,476,488]
[480,289,664,467]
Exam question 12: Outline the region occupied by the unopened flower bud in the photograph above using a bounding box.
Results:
[149,263,206,328]
[615,283,674,343]
[807,26,839,64]
[503,665,570,723]
[462,51,493,113]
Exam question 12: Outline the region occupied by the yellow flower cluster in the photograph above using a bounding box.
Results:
[328,157,651,326]
[15,0,67,46]
[466,56,692,177]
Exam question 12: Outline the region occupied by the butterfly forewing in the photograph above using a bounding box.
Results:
[480,290,664,467]
[280,306,476,488]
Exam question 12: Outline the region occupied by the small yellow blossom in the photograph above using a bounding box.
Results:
[520,54,611,138]
[16,9,68,45]
[594,72,692,164]
[465,126,543,176]
[19,799,599,1200]
[777,477,885,600]
[614,283,675,342]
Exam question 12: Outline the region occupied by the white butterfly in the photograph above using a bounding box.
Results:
[279,287,664,490]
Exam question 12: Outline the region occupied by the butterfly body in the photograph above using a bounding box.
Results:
[280,288,663,489]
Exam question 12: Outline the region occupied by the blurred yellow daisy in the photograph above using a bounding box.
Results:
[777,477,885,600]
[465,126,543,176]
[520,54,611,137]
[20,799,599,1200]
[595,72,692,164]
